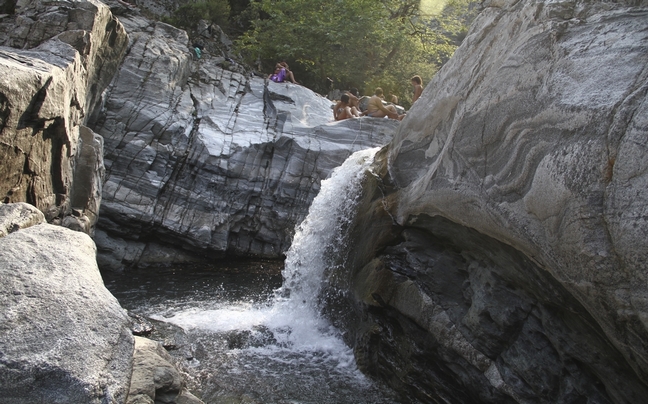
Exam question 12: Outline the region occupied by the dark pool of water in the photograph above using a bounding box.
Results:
[103,259,283,312]
[102,260,402,404]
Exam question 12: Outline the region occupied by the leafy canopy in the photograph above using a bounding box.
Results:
[161,0,476,107]
[235,0,476,106]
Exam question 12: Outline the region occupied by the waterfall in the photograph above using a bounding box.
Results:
[277,146,378,315]
[154,147,379,352]
[127,146,398,402]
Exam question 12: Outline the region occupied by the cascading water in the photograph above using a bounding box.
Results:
[269,145,381,348]
[106,147,400,403]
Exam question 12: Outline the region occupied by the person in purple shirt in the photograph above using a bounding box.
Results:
[269,62,297,84]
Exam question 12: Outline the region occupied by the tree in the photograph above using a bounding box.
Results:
[237,0,385,91]
[235,0,478,104]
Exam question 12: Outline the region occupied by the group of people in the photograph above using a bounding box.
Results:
[266,62,425,122]
[333,75,425,121]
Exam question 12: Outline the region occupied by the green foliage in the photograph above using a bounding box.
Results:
[234,0,478,106]
[164,0,231,31]
[433,0,479,45]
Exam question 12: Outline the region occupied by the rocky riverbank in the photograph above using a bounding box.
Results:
[0,202,204,403]
[0,202,134,402]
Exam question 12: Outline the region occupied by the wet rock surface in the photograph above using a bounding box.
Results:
[127,336,204,404]
[336,1,648,402]
[346,216,648,403]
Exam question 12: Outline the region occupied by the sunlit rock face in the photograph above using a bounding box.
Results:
[338,1,648,402]
[0,0,127,234]
[0,202,134,404]
[93,16,399,270]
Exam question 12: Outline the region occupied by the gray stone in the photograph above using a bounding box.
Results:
[94,227,147,271]
[336,1,648,402]
[176,391,204,404]
[65,126,105,235]
[0,215,134,403]
[0,201,45,237]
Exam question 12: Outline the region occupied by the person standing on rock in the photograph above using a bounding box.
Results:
[411,75,424,104]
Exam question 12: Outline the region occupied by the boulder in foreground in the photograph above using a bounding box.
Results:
[0,203,134,403]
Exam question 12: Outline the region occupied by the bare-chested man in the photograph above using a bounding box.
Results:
[364,87,403,120]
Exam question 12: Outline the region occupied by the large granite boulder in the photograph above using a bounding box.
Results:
[92,15,399,270]
[0,202,134,403]
[0,0,127,234]
[335,1,648,402]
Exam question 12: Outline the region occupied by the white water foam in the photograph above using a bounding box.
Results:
[153,147,380,356]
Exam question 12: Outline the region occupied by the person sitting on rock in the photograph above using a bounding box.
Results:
[269,62,297,84]
[364,87,403,120]
[333,94,359,121]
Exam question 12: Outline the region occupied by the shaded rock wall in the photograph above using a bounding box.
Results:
[0,0,128,234]
[92,14,399,270]
[335,1,648,402]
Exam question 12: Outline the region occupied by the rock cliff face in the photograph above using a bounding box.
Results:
[336,1,648,402]
[91,14,399,270]
[0,0,398,267]
[0,0,127,234]
[0,202,134,403]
